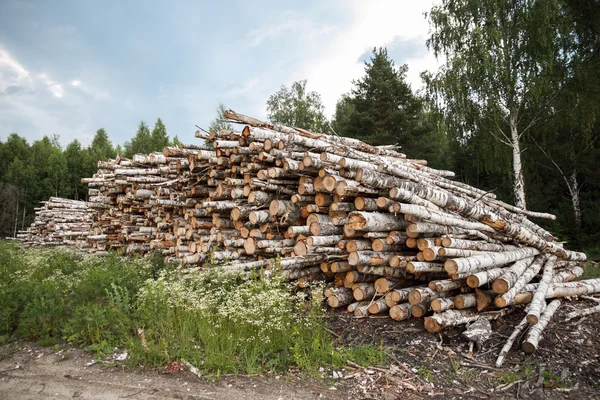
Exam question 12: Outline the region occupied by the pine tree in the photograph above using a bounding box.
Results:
[332,48,446,166]
[150,118,169,151]
[124,122,151,157]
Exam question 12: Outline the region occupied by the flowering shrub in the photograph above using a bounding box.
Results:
[0,243,354,374]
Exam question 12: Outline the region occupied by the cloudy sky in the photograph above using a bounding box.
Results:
[0,0,439,147]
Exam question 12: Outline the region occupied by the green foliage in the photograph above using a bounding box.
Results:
[124,121,152,157]
[208,103,233,133]
[0,246,347,375]
[150,118,170,151]
[332,48,449,169]
[266,80,329,133]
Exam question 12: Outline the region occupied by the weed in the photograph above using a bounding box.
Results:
[542,369,566,388]
[343,344,387,367]
[496,370,521,385]
[579,262,600,280]
[0,246,346,376]
[449,357,460,374]
[417,364,434,381]
[37,337,59,347]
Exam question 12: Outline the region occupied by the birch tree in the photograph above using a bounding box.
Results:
[425,0,565,209]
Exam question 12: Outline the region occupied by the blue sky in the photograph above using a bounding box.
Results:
[0,0,437,147]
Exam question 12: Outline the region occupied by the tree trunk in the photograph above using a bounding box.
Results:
[569,167,582,228]
[510,111,527,209]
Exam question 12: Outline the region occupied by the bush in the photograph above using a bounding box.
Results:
[0,244,370,374]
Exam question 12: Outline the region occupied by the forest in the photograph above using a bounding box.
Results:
[1,0,599,252]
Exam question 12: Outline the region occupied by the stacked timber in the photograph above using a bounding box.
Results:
[17,197,93,248]
[19,110,597,363]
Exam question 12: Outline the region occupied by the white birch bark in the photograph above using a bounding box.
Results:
[522,299,561,353]
[510,112,527,210]
[526,256,557,324]
[445,247,540,275]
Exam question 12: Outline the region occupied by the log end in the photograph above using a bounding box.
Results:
[494,297,508,308]
[521,341,536,354]
[327,296,340,308]
[424,317,443,333]
[466,275,481,288]
[411,304,427,318]
[423,248,436,261]
[353,288,365,301]
[526,314,539,325]
[492,279,509,294]
[407,290,422,305]
[244,238,256,255]
[348,251,360,266]
[444,260,458,274]
[389,305,409,321]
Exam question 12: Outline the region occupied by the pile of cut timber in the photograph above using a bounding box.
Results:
[17,197,93,249]
[19,110,598,363]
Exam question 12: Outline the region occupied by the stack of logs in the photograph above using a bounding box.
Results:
[17,197,93,249]
[20,110,599,363]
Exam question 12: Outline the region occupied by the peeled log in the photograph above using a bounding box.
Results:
[522,299,561,353]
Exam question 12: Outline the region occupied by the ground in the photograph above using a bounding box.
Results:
[2,297,600,400]
[0,343,337,400]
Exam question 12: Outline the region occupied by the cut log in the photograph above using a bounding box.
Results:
[526,256,557,325]
[522,299,561,353]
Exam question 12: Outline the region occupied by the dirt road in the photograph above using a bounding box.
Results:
[0,344,339,400]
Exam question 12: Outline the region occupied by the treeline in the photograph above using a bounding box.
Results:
[0,119,178,237]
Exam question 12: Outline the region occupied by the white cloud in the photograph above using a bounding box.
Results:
[246,13,335,47]
[303,0,439,114]
[225,77,260,97]
[0,46,32,92]
[0,46,111,145]
[241,1,440,118]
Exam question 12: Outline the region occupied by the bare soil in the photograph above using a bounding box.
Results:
[1,298,599,399]
[0,344,338,400]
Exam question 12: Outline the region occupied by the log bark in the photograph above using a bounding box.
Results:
[495,256,547,307]
[491,257,536,294]
[526,256,557,324]
[445,247,540,275]
[522,299,561,353]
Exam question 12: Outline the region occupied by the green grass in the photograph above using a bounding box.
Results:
[583,246,600,261]
[0,244,372,375]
